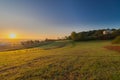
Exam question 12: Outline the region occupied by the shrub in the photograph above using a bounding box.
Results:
[112,36,120,44]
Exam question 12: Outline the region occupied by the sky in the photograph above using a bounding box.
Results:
[0,0,120,39]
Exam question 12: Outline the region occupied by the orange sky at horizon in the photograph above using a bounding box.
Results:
[0,32,67,40]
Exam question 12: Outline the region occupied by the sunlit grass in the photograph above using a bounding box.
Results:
[0,40,120,80]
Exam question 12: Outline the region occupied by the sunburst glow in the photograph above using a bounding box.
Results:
[9,33,16,39]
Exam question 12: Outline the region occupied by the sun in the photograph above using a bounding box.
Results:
[9,33,16,39]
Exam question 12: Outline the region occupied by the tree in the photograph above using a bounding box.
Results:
[77,32,87,40]
[70,32,78,41]
[93,30,103,39]
[70,29,120,41]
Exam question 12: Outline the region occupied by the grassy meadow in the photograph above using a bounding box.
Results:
[0,40,120,80]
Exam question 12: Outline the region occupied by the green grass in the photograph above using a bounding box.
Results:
[0,40,120,80]
[38,40,69,50]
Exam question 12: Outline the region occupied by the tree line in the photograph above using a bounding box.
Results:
[21,39,56,48]
[68,29,120,41]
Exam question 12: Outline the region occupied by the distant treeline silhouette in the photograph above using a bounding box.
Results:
[67,29,120,41]
[21,39,56,48]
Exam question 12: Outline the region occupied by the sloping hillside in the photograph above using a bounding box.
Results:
[0,41,120,80]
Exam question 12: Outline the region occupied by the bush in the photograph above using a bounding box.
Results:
[112,36,120,44]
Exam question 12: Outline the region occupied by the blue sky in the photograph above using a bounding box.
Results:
[0,0,120,39]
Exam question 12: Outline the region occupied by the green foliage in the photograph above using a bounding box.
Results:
[112,36,120,44]
[77,32,86,40]
[70,32,79,41]
[70,29,120,41]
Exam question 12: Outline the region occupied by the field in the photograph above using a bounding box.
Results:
[0,40,120,80]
